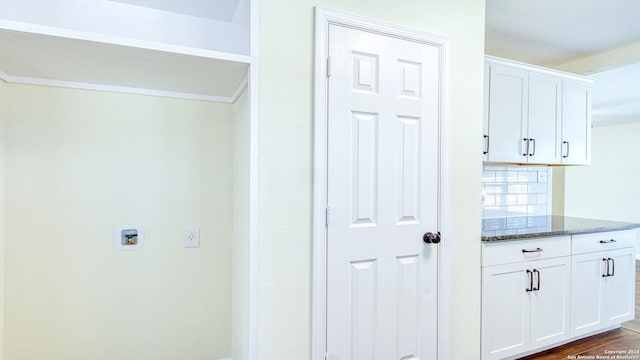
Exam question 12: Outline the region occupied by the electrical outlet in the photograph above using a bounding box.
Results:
[183,227,200,248]
[537,172,548,183]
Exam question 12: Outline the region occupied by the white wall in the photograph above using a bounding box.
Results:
[232,88,249,360]
[258,1,485,359]
[564,122,640,253]
[3,84,234,360]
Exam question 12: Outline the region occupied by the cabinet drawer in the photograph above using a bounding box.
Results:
[482,236,571,267]
[572,230,636,254]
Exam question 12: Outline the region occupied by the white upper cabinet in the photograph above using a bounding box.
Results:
[484,64,529,163]
[0,0,256,102]
[561,80,592,165]
[483,56,592,165]
[528,73,562,164]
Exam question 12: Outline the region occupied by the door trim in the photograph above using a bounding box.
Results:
[312,7,452,360]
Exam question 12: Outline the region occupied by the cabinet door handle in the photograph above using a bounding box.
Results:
[529,138,536,156]
[522,248,543,253]
[483,135,490,155]
[526,269,533,292]
[533,269,540,291]
[523,138,529,156]
[562,141,570,158]
[599,239,616,244]
[602,258,609,277]
[608,258,615,277]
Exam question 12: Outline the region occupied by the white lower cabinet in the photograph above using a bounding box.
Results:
[530,257,572,348]
[482,230,637,360]
[481,236,571,360]
[571,247,636,337]
[482,256,570,360]
[482,262,530,360]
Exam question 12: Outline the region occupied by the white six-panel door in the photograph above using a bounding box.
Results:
[326,24,441,360]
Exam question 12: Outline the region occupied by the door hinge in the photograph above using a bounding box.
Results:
[325,206,331,226]
[326,57,332,78]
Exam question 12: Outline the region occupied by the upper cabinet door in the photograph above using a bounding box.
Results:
[528,73,562,164]
[486,64,529,163]
[561,80,592,165]
[483,63,490,162]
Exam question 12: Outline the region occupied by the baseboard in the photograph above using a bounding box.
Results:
[218,358,232,360]
[500,325,620,360]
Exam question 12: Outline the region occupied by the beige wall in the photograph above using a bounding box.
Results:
[3,84,234,360]
[0,79,6,359]
[564,122,640,252]
[258,1,485,359]
[552,167,565,215]
[232,88,250,360]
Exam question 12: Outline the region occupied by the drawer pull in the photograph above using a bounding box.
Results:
[522,248,543,253]
[529,138,536,156]
[533,269,540,291]
[599,239,616,244]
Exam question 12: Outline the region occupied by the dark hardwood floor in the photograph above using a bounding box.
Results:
[519,260,640,360]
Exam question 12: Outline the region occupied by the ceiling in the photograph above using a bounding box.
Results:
[109,0,242,22]
[485,0,640,67]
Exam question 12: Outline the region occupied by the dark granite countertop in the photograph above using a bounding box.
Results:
[482,216,640,242]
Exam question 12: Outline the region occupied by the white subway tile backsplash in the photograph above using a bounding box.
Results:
[496,194,518,206]
[507,183,528,194]
[482,164,553,220]
[483,194,496,207]
[507,205,528,217]
[536,194,548,204]
[495,171,517,183]
[482,171,496,182]
[528,183,547,194]
[517,171,531,183]
[484,165,507,171]
[506,217,528,229]
[485,183,508,194]
[483,217,507,230]
[484,206,507,218]
[527,204,547,216]
[517,194,538,205]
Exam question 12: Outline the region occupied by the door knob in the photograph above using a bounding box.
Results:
[423,232,441,244]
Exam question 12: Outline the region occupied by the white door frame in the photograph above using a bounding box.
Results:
[312,7,452,360]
